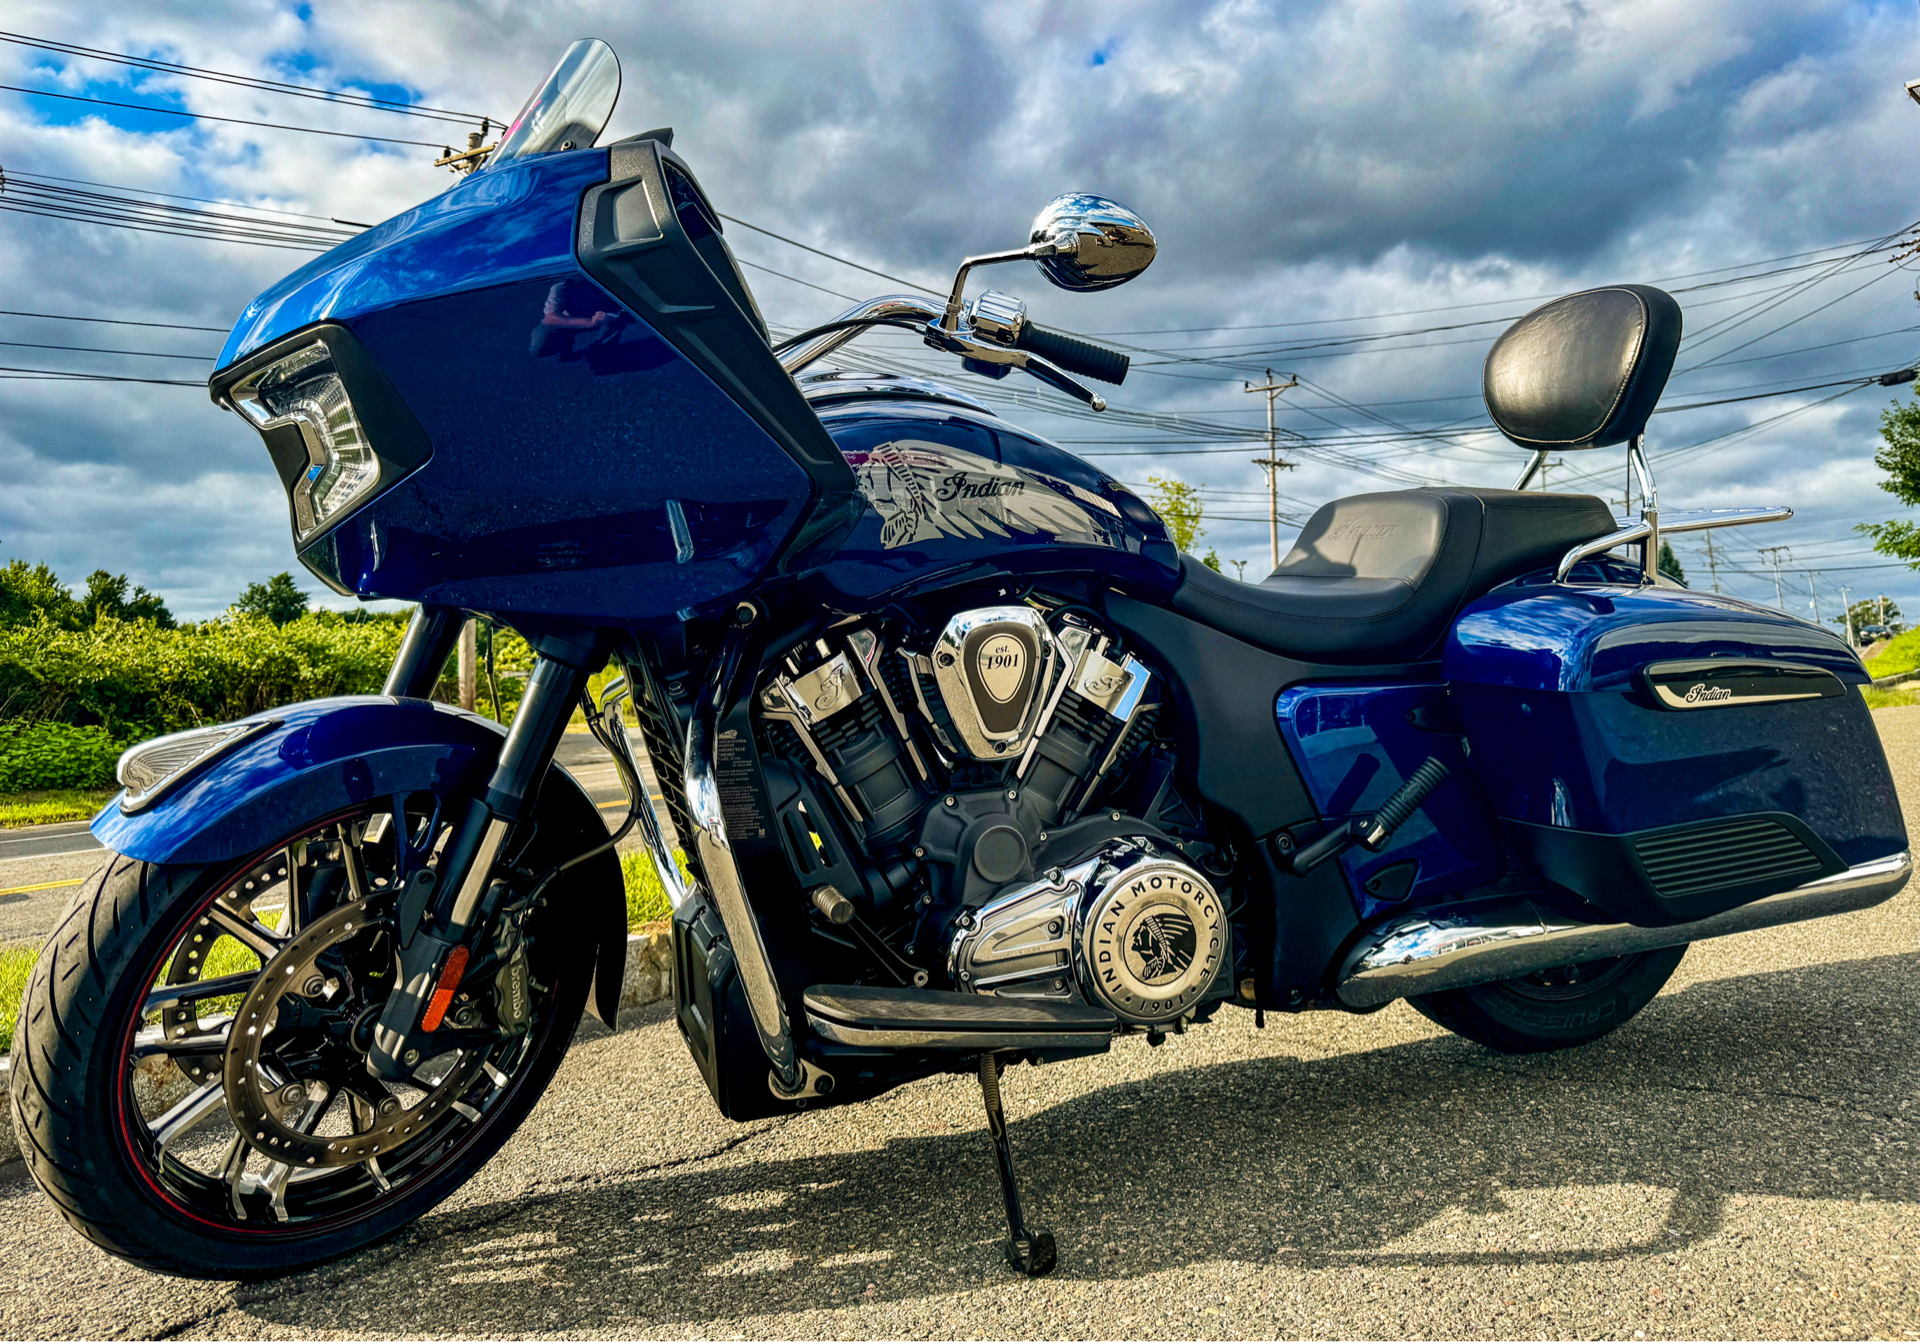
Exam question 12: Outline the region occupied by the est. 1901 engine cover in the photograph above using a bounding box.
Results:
[931,606,1062,759]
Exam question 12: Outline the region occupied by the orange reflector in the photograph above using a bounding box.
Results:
[420,945,470,1032]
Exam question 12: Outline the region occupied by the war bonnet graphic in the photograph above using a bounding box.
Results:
[852,439,1120,551]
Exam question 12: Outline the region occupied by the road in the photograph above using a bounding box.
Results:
[0,717,1917,1337]
[0,730,646,953]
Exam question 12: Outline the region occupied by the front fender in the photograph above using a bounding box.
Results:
[91,695,629,1026]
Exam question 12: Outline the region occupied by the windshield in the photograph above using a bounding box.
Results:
[488,39,621,169]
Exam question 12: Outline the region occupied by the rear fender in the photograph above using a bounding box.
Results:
[91,695,628,1027]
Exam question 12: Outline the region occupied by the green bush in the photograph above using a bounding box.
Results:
[0,609,408,744]
[0,720,120,791]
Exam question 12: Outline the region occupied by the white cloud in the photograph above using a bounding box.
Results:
[0,0,1914,618]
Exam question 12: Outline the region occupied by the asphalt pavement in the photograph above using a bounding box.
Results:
[1,717,1918,1337]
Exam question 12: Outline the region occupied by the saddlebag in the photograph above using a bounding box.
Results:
[1445,576,1905,926]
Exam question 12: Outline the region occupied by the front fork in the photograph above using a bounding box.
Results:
[365,606,597,1079]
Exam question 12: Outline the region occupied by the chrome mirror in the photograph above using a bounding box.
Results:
[1028,194,1156,292]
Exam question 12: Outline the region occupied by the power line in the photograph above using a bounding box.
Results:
[717,213,943,296]
[0,83,448,148]
[0,308,226,332]
[4,167,352,223]
[0,363,200,385]
[0,29,493,125]
[0,339,210,360]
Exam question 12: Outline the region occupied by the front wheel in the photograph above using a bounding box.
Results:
[8,796,591,1279]
[1405,945,1687,1054]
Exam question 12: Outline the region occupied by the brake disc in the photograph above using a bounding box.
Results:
[223,901,487,1169]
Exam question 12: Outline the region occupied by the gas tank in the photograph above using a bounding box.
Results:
[806,376,1182,606]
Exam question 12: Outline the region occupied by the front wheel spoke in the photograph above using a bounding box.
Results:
[205,903,286,959]
[150,1081,228,1153]
[132,1022,230,1065]
[219,1134,253,1220]
[143,971,259,1017]
[263,1087,332,1221]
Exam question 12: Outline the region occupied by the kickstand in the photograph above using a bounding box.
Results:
[977,1053,1057,1277]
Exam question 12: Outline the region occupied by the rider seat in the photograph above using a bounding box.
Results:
[1171,488,1616,663]
[1170,283,1684,664]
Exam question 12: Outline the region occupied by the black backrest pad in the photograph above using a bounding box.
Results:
[1483,285,1682,449]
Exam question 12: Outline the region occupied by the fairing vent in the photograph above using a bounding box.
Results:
[1633,817,1825,901]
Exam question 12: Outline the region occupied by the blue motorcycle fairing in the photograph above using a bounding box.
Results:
[295,272,812,621]
[91,695,630,1026]
[218,151,613,367]
[814,399,1182,605]
[212,147,819,626]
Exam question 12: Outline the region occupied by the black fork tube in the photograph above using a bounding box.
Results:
[368,644,594,1079]
[383,605,465,699]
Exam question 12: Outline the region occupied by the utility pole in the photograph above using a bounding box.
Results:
[1758,546,1792,610]
[1806,572,1821,627]
[1537,456,1567,491]
[1244,368,1297,571]
[1840,585,1855,647]
[1701,532,1722,594]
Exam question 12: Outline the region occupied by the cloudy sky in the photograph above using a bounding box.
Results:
[3,0,1920,626]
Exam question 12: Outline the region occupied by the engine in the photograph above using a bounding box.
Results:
[755,601,1232,1026]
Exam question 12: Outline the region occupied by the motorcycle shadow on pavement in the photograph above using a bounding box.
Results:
[231,951,1918,1334]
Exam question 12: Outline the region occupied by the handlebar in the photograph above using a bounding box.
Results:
[1013,323,1129,385]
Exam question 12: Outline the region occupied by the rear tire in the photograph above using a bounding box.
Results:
[1406,945,1686,1054]
[9,818,591,1280]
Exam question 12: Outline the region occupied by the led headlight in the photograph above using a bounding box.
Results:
[229,343,378,540]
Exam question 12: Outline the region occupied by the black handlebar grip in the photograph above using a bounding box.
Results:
[1014,323,1130,385]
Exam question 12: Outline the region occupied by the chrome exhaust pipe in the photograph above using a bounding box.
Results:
[1336,851,1911,1009]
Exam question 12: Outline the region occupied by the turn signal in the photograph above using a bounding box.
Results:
[420,945,470,1032]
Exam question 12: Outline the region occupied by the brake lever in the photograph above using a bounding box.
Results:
[1018,355,1106,412]
[921,320,1107,411]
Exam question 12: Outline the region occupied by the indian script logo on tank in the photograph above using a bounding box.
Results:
[850,440,1115,551]
[1684,683,1735,703]
[976,634,1028,703]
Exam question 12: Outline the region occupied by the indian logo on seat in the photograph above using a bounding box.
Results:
[1684,683,1734,703]
[976,635,1028,703]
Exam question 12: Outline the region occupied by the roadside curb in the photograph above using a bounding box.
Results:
[1872,669,1920,688]
[0,929,675,1169]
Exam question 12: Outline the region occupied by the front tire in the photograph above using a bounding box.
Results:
[1406,945,1687,1054]
[9,806,591,1279]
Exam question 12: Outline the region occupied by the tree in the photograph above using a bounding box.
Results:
[234,572,310,626]
[1656,540,1686,586]
[0,560,173,628]
[0,559,77,627]
[1834,596,1904,639]
[79,569,174,627]
[1143,474,1222,572]
[1858,386,1920,562]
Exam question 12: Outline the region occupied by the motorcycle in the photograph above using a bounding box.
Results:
[10,39,1906,1279]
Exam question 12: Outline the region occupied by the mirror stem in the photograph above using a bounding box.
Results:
[942,246,1045,331]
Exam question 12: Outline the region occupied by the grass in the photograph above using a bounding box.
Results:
[622,849,682,930]
[0,788,117,827]
[0,944,33,1054]
[1864,628,1920,681]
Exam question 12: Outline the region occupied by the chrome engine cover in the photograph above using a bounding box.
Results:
[949,839,1226,1024]
[929,606,1063,759]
